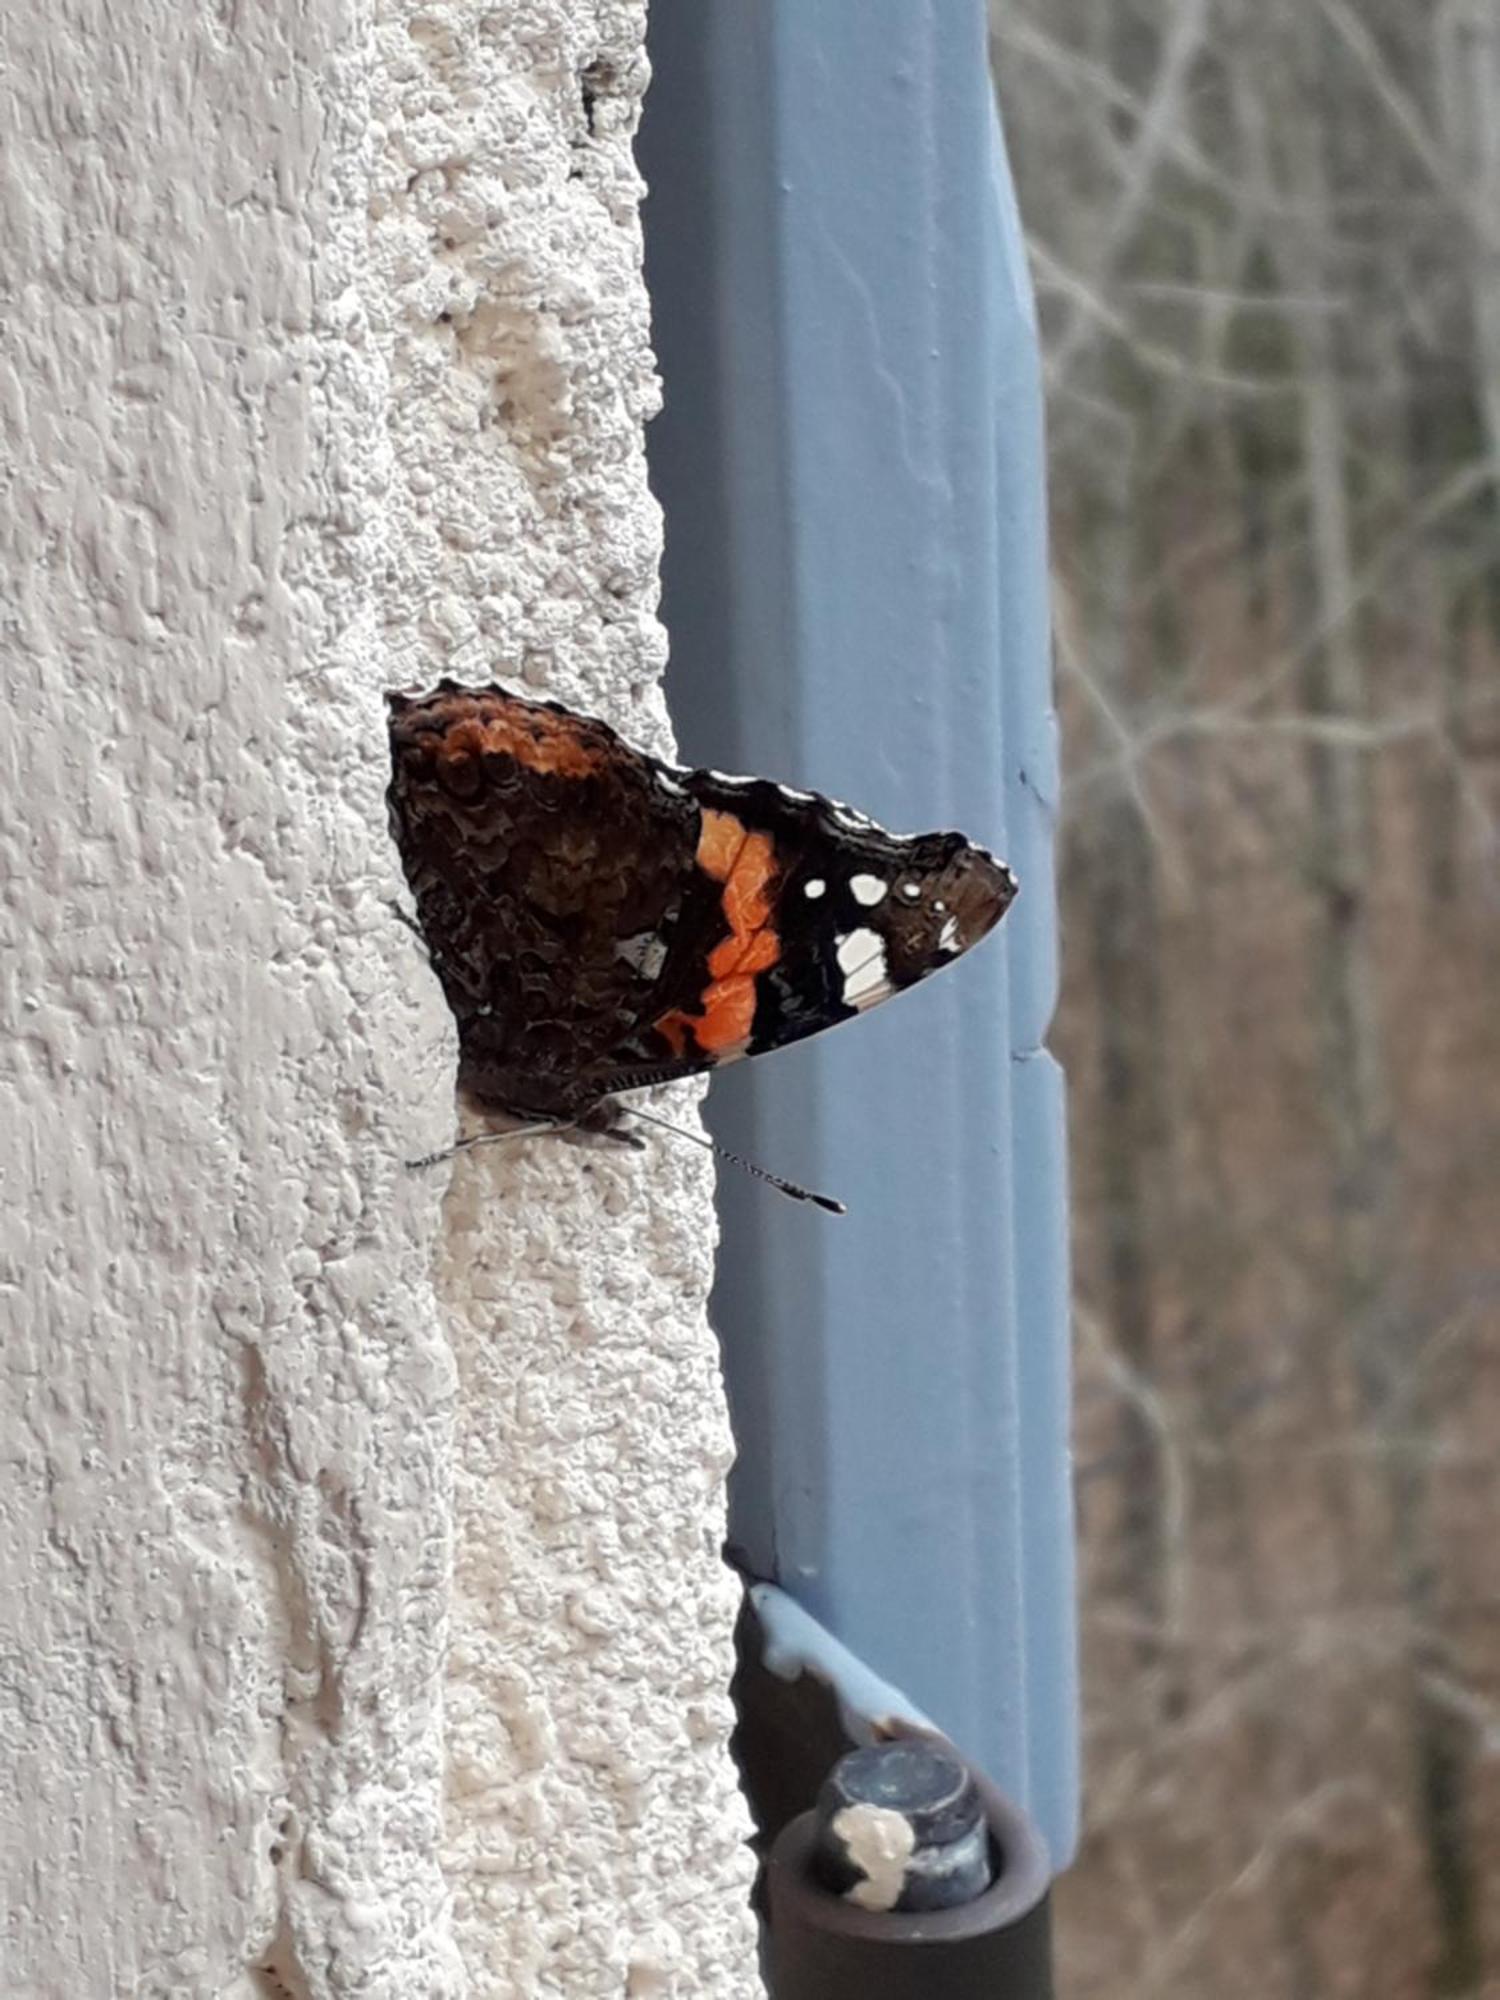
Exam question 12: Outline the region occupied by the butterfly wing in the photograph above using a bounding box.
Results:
[574,767,1018,1098]
[388,682,1018,1120]
[387,681,707,1119]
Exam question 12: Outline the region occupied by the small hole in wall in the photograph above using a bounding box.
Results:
[249,1968,301,2000]
[579,55,619,138]
[251,1914,315,2000]
[268,1809,295,1869]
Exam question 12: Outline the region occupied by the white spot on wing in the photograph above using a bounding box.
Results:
[836,928,889,1008]
[899,879,922,902]
[849,873,888,907]
[616,931,669,980]
[803,878,827,900]
[938,915,961,954]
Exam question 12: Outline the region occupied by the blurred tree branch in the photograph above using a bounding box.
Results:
[993,2,1500,1992]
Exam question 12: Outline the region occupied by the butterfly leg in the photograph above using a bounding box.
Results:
[390,898,463,988]
[573,1101,648,1151]
[405,1120,567,1171]
[388,896,425,939]
[388,898,444,982]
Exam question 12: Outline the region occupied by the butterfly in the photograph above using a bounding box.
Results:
[387,681,1016,1146]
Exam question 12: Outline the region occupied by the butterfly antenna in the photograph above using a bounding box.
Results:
[620,1104,847,1216]
[406,1122,566,1171]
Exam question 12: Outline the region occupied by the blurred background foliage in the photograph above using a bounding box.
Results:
[991,4,1500,1994]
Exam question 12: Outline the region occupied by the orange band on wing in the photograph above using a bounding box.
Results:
[695,808,748,880]
[653,809,781,1058]
[656,976,759,1055]
[439,705,605,780]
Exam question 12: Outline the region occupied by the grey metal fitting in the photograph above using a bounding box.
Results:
[767,1731,1053,2000]
[813,1740,993,1913]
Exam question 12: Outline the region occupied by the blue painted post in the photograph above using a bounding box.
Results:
[642,0,1076,1867]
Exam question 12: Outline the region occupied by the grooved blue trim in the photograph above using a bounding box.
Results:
[642,0,1076,1867]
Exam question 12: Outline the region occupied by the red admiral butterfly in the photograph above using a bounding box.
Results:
[387,681,1017,1135]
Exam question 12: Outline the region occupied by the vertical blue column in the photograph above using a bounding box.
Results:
[642,0,1076,1866]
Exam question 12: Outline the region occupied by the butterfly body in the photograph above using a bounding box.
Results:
[387,681,1016,1125]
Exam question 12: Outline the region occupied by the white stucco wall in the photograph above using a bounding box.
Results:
[0,2,757,1996]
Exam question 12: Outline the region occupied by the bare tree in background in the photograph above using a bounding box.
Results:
[993,4,1500,1995]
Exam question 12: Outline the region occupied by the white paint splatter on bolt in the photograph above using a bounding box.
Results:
[831,1803,916,1912]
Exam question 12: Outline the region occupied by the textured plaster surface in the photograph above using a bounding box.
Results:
[369,2,758,1992]
[0,3,462,1994]
[1,0,754,1995]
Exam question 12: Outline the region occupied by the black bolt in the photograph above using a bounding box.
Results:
[812,1740,994,1914]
